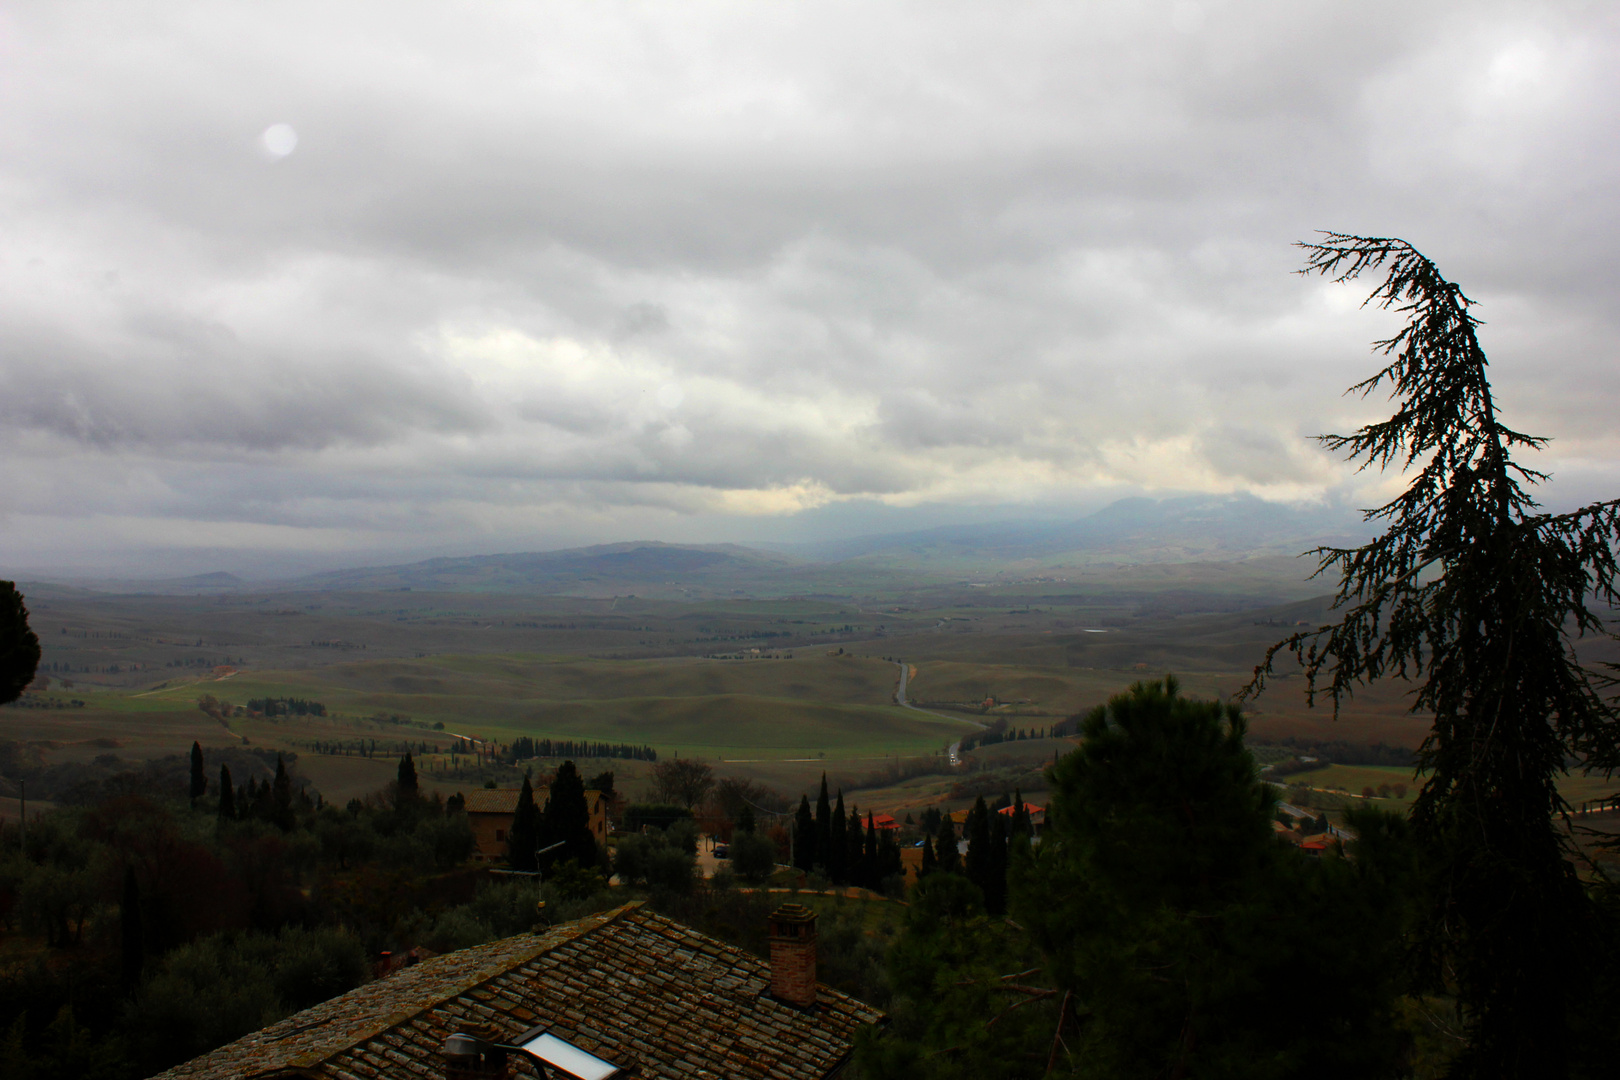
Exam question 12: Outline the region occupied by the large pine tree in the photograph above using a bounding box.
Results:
[1246,234,1620,1077]
[0,581,40,706]
[1015,677,1400,1077]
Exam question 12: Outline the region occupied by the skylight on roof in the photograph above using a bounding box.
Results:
[517,1032,620,1080]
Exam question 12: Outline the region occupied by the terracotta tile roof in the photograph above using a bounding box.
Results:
[462,788,522,814]
[149,901,883,1080]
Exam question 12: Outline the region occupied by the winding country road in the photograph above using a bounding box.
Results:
[895,659,983,765]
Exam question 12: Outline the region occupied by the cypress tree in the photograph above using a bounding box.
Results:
[985,811,1009,916]
[964,796,992,896]
[120,865,143,990]
[272,754,294,831]
[397,752,419,799]
[793,795,816,872]
[880,829,902,889]
[217,764,235,821]
[543,760,596,870]
[814,774,831,873]
[920,833,937,878]
[936,815,961,875]
[188,741,206,808]
[736,804,756,835]
[846,804,866,886]
[508,774,540,871]
[829,790,847,884]
[863,811,879,891]
[1010,787,1028,836]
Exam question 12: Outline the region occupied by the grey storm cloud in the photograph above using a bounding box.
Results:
[1,0,1617,573]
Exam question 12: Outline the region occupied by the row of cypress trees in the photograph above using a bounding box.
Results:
[915,794,1034,915]
[791,775,903,890]
[188,741,309,831]
[505,761,600,872]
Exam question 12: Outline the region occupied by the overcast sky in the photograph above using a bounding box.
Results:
[1,1,1616,577]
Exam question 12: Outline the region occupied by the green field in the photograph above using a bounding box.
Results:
[111,651,972,760]
[15,570,1608,812]
[1277,762,1619,816]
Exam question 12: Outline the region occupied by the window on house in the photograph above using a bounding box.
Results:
[496,829,506,841]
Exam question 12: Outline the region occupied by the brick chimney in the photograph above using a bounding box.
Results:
[767,902,818,1007]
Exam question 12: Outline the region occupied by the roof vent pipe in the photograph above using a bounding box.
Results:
[441,1025,509,1080]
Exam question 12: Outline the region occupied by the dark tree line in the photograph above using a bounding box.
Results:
[506,736,656,762]
[859,678,1419,1079]
[506,761,601,875]
[957,724,1053,753]
[791,775,904,892]
[246,697,326,717]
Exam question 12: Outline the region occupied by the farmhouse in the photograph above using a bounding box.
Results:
[463,787,611,863]
[152,901,882,1080]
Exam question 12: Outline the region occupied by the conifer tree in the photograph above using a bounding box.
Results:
[964,796,992,897]
[935,815,961,875]
[846,804,867,886]
[919,833,937,878]
[1246,234,1620,1077]
[0,581,40,707]
[879,829,902,889]
[508,773,541,872]
[272,755,294,831]
[120,865,143,990]
[543,760,596,870]
[829,790,847,884]
[736,804,756,835]
[217,764,235,821]
[863,811,879,890]
[397,752,419,799]
[793,795,816,872]
[985,812,1009,916]
[188,742,206,808]
[814,774,832,873]
[1016,677,1400,1077]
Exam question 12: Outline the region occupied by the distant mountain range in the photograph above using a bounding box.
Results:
[761,494,1366,567]
[268,494,1366,598]
[290,542,811,595]
[37,495,1370,598]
